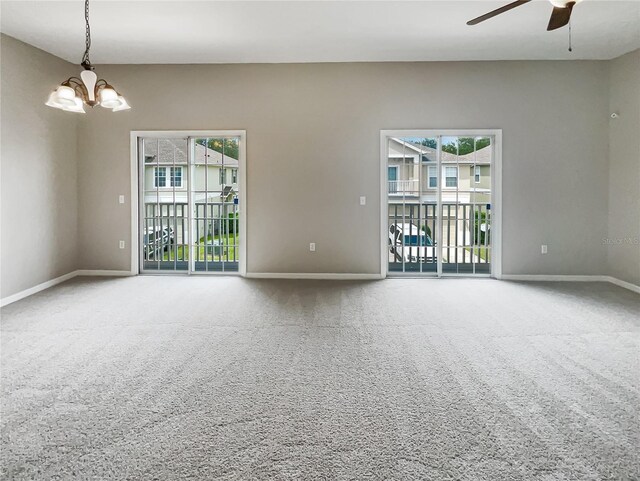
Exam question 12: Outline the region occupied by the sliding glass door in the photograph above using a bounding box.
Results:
[138,133,244,274]
[191,137,240,272]
[387,137,439,274]
[385,132,496,277]
[440,136,493,274]
[141,137,190,271]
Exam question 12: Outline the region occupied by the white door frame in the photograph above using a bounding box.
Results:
[130,130,247,276]
[379,129,502,279]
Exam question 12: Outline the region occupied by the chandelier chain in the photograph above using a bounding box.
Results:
[81,0,92,67]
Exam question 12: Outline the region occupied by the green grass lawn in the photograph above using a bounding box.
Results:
[162,233,238,262]
[464,246,490,262]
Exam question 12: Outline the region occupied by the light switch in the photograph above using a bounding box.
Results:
[541,244,548,254]
[119,240,126,249]
[119,195,125,204]
[310,243,316,252]
[360,196,366,206]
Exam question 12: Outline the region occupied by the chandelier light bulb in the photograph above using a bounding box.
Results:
[45,92,63,109]
[112,95,131,112]
[64,97,86,113]
[99,87,120,108]
[55,85,77,106]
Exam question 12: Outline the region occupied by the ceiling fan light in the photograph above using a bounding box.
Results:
[112,95,131,112]
[549,0,581,7]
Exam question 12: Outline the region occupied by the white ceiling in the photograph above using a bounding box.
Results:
[1,1,639,64]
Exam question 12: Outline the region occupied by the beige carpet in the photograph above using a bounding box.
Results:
[1,276,639,480]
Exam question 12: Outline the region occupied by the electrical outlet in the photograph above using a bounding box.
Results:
[360,196,366,206]
[541,244,548,254]
[119,195,125,204]
[119,240,126,249]
[309,243,316,252]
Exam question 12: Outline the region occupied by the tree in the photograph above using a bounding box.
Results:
[421,224,432,238]
[474,211,490,245]
[442,137,491,156]
[196,138,239,160]
[419,138,437,149]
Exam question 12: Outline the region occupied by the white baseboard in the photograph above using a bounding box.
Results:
[246,272,383,280]
[603,276,640,294]
[0,270,79,307]
[502,274,640,294]
[1,269,135,307]
[3,271,636,308]
[501,274,608,282]
[76,270,134,277]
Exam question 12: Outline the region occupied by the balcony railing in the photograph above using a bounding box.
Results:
[388,179,419,195]
[142,201,239,272]
[388,202,491,274]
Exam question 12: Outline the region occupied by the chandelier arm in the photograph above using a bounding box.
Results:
[94,79,108,98]
[63,77,84,87]
[62,78,89,102]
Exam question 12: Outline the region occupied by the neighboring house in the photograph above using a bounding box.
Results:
[143,140,239,206]
[143,140,240,249]
[387,137,492,253]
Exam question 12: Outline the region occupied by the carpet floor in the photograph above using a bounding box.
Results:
[1,277,639,480]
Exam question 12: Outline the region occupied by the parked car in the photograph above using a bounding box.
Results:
[144,226,174,260]
[389,223,436,263]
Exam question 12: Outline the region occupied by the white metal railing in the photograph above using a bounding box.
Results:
[388,179,419,195]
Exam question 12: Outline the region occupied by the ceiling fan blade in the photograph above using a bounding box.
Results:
[467,0,532,26]
[547,2,575,31]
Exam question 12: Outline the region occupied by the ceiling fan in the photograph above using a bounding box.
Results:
[467,0,581,31]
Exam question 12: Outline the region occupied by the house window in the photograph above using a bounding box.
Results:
[154,167,166,188]
[219,168,226,185]
[474,165,481,183]
[154,167,182,188]
[170,167,182,187]
[428,165,437,188]
[444,166,458,188]
[232,169,238,184]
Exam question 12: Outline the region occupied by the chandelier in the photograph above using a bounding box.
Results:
[45,0,130,113]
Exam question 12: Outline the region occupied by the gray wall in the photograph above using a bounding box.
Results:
[607,49,640,286]
[77,60,611,276]
[1,35,78,298]
[4,35,637,292]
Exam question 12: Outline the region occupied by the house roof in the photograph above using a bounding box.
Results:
[389,137,491,164]
[194,142,239,167]
[144,139,238,167]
